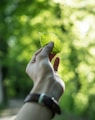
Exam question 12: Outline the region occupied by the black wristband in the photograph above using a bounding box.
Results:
[24,93,61,118]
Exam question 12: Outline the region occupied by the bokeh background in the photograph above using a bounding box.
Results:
[0,0,95,120]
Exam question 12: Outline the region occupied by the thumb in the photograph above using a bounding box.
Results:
[42,42,54,56]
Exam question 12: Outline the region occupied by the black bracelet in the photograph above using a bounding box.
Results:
[24,93,61,118]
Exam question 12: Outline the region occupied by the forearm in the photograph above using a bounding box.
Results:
[15,82,63,120]
[15,102,52,120]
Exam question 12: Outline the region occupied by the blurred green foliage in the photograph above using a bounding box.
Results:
[0,0,95,119]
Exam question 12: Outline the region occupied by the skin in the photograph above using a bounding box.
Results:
[15,42,65,120]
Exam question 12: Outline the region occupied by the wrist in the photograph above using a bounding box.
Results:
[30,76,65,101]
[24,93,61,117]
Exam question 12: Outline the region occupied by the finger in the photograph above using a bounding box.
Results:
[41,42,54,56]
[49,53,56,61]
[53,57,60,71]
[30,48,42,63]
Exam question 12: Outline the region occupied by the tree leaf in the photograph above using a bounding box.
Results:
[39,32,62,54]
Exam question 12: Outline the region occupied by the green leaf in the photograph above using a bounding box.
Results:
[39,32,62,54]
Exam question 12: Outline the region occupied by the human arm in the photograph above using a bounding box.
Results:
[15,42,65,120]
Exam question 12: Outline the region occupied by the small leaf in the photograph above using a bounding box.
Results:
[39,32,62,54]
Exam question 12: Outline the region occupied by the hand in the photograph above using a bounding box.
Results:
[26,42,65,101]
